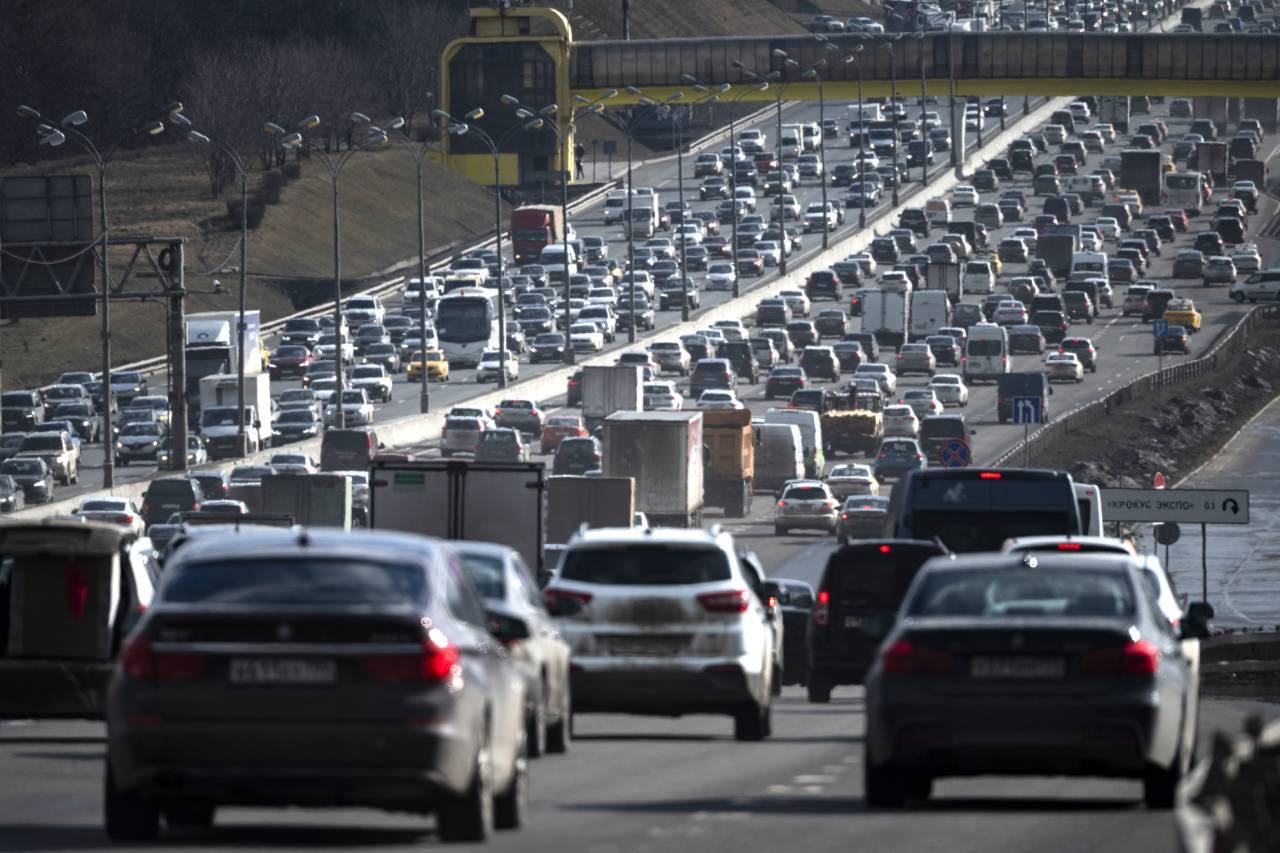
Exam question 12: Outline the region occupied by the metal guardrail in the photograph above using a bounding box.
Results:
[1176,714,1280,853]
[992,305,1271,468]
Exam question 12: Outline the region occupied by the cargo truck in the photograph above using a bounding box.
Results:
[859,289,909,349]
[510,205,565,265]
[370,459,547,579]
[582,364,643,431]
[1232,158,1268,188]
[545,475,635,544]
[1097,96,1130,133]
[1035,231,1080,277]
[261,472,352,529]
[923,262,962,301]
[197,372,273,457]
[702,409,754,517]
[821,408,883,457]
[602,411,704,528]
[184,309,261,421]
[1191,141,1229,184]
[1119,149,1163,207]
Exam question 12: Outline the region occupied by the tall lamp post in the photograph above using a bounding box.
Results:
[784,41,837,250]
[388,115,439,413]
[674,77,729,322]
[733,61,788,275]
[432,108,527,389]
[591,89,681,344]
[266,112,397,431]
[880,38,903,206]
[917,29,931,186]
[720,82,769,299]
[505,92,614,360]
[16,101,183,488]
[841,44,869,229]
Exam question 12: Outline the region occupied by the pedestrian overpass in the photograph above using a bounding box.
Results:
[440,3,1280,185]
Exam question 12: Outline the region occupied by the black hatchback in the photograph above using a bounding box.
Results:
[807,539,950,702]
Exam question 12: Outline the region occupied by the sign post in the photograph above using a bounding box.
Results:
[1012,395,1042,467]
[939,439,971,469]
[1152,319,1168,385]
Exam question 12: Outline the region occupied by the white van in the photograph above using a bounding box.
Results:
[753,423,805,493]
[539,244,578,280]
[800,123,822,152]
[925,197,952,227]
[1064,174,1105,204]
[1074,482,1104,536]
[603,190,632,224]
[962,259,996,294]
[1070,251,1108,279]
[909,290,950,340]
[764,408,824,479]
[962,322,1009,383]
[780,124,804,159]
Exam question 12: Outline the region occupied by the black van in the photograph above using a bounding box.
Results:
[320,428,382,472]
[1100,203,1133,231]
[887,467,1082,553]
[1215,215,1246,245]
[1050,109,1076,133]
[140,477,205,528]
[919,415,969,462]
[995,371,1052,424]
[946,220,989,250]
[1042,196,1071,223]
[806,539,950,700]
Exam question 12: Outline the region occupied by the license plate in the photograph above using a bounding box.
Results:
[970,656,1065,680]
[843,616,864,628]
[229,658,336,685]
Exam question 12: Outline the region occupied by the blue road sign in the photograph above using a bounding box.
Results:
[1012,395,1042,425]
[1152,319,1169,338]
[939,439,971,468]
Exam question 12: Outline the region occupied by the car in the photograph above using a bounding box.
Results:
[874,438,926,482]
[349,364,393,403]
[952,185,979,207]
[894,343,936,377]
[648,340,692,376]
[775,479,839,535]
[475,427,530,462]
[1045,351,1085,382]
[1059,336,1099,372]
[695,389,743,410]
[824,463,880,502]
[112,421,165,468]
[0,457,52,503]
[854,363,897,394]
[882,404,920,439]
[494,399,544,435]
[543,526,776,739]
[998,237,1029,263]
[539,414,587,454]
[322,389,375,427]
[1203,255,1238,285]
[1232,242,1262,274]
[68,497,145,536]
[705,261,736,291]
[105,528,530,842]
[900,389,943,419]
[1007,323,1046,354]
[927,374,969,407]
[1162,298,1202,333]
[643,381,684,411]
[765,366,807,400]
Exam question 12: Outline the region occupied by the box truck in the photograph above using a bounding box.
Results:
[545,475,636,544]
[860,289,909,349]
[582,364,643,431]
[702,409,754,518]
[185,310,261,419]
[197,372,273,457]
[511,205,565,265]
[602,411,704,528]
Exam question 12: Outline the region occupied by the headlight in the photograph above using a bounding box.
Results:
[115,441,124,449]
[32,480,45,487]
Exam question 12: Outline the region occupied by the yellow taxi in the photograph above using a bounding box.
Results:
[260,345,271,372]
[974,249,1002,276]
[407,348,449,382]
[1162,298,1202,333]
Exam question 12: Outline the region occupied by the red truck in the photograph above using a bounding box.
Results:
[511,204,565,265]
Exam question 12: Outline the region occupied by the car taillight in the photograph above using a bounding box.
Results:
[840,512,849,520]
[544,588,593,612]
[880,639,954,675]
[1057,543,1082,550]
[698,589,751,613]
[1081,639,1159,675]
[121,635,208,682]
[814,589,830,626]
[361,628,460,683]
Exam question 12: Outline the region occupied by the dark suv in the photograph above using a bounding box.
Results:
[689,358,736,397]
[716,341,759,384]
[897,208,930,237]
[140,477,206,528]
[553,437,602,475]
[806,539,950,702]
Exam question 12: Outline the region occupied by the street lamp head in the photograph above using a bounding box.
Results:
[141,120,165,136]
[169,112,192,128]
[583,103,604,115]
[802,69,817,80]
[38,129,65,147]
[15,104,41,120]
[430,109,451,122]
[515,108,534,119]
[539,104,557,117]
[772,48,788,59]
[718,83,732,92]
[349,111,372,124]
[679,73,698,85]
[186,130,211,145]
[825,41,840,52]
[603,88,619,100]
[384,115,406,130]
[465,107,484,121]
[61,110,88,127]
[280,132,303,149]
[573,94,591,104]
[164,102,184,118]
[524,118,545,131]
[756,81,770,92]
[625,85,643,96]
[731,59,747,70]
[784,57,799,68]
[499,94,520,106]
[298,115,321,130]
[448,123,469,137]
[263,121,287,136]
[212,279,225,294]
[664,92,684,103]
[766,69,782,81]
[815,33,828,43]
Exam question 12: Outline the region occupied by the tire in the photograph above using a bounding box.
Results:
[546,681,571,755]
[863,755,908,808]
[164,803,215,830]
[493,732,528,830]
[104,763,159,841]
[436,747,494,843]
[525,689,546,759]
[807,675,832,704]
[774,526,786,536]
[733,699,771,741]
[1142,750,1184,809]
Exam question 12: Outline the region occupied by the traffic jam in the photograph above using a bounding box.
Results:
[2,0,1277,845]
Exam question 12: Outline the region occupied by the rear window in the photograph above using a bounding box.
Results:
[784,486,828,501]
[907,568,1135,618]
[456,552,505,599]
[162,558,427,606]
[560,545,731,585]
[967,339,1003,356]
[823,546,942,606]
[901,473,1080,552]
[323,431,373,450]
[147,480,199,501]
[920,419,965,439]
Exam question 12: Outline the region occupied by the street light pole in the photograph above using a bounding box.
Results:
[884,39,902,206]
[388,121,436,413]
[17,102,181,487]
[734,61,786,276]
[849,45,868,229]
[918,30,930,186]
[674,77,727,324]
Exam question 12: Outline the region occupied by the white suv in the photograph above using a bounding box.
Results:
[544,527,777,740]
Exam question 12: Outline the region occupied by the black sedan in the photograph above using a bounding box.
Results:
[765,366,808,400]
[1154,324,1191,354]
[763,578,816,687]
[105,528,531,842]
[864,553,1208,809]
[530,333,568,363]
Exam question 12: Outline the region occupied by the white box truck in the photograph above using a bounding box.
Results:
[860,289,909,349]
[185,310,261,418]
[909,290,951,340]
[582,364,643,431]
[602,411,704,528]
[197,372,273,458]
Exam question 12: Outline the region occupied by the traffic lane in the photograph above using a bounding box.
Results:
[1165,394,1280,628]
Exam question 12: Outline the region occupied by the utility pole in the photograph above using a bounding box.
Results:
[622,0,631,39]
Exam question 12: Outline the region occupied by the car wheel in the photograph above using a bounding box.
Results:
[807,675,832,703]
[863,753,909,808]
[164,803,215,830]
[436,745,494,842]
[493,730,528,830]
[104,763,159,841]
[525,687,547,759]
[546,682,571,754]
[733,698,771,741]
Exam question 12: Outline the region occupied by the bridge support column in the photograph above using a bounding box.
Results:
[1242,98,1280,132]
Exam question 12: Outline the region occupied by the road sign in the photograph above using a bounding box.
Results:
[1099,488,1250,524]
[938,439,971,468]
[1153,471,1166,489]
[1152,319,1169,338]
[1012,395,1042,425]
[601,140,618,155]
[1154,522,1182,546]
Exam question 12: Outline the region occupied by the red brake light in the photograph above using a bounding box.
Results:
[777,500,786,507]
[879,545,892,554]
[880,639,954,675]
[840,512,849,520]
[767,595,778,608]
[1057,542,1082,551]
[1081,639,1159,675]
[698,589,751,613]
[121,635,208,682]
[813,589,830,625]
[979,471,1002,480]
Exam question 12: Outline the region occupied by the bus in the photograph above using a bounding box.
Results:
[435,292,500,368]
[1163,171,1204,215]
[887,468,1083,552]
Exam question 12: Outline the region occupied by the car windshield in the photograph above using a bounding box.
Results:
[456,551,505,599]
[560,545,731,585]
[908,568,1135,618]
[162,558,426,606]
[120,423,162,437]
[2,460,43,475]
[278,410,316,424]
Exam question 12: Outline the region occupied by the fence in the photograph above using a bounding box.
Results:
[992,303,1279,468]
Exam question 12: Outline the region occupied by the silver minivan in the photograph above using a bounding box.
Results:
[753,423,804,493]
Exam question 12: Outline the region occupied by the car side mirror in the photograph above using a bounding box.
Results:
[545,594,584,618]
[486,610,531,643]
[1181,601,1215,640]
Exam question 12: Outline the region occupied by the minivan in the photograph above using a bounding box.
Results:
[320,428,382,472]
[764,408,824,479]
[962,323,1009,383]
[140,477,205,528]
[925,198,951,227]
[753,423,805,492]
[1100,203,1133,231]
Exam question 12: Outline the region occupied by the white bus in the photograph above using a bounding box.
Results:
[1163,171,1204,215]
[435,292,500,369]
